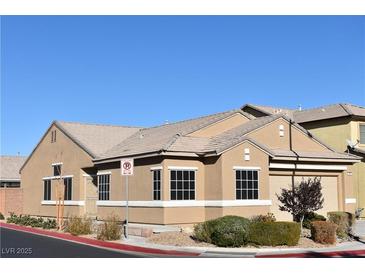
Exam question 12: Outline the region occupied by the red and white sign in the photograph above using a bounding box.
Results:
[121,158,134,176]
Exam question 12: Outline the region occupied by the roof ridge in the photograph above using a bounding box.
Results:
[248,103,294,111]
[293,103,346,114]
[56,120,143,129]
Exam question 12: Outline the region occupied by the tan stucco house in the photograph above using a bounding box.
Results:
[20,106,361,226]
[242,103,365,219]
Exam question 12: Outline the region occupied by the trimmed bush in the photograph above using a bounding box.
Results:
[193,218,219,244]
[97,215,122,241]
[327,211,354,239]
[193,216,250,247]
[248,222,300,246]
[65,216,93,236]
[302,212,326,229]
[250,213,276,223]
[311,221,337,244]
[0,212,4,220]
[42,218,57,229]
[210,216,251,247]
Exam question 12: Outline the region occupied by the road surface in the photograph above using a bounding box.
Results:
[0,227,143,258]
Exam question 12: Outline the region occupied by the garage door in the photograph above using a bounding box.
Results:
[269,176,339,221]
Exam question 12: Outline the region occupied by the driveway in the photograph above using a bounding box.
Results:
[0,227,143,258]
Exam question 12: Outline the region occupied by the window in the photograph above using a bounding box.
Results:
[64,177,72,200]
[360,124,365,144]
[170,170,195,200]
[98,174,110,200]
[43,180,51,200]
[152,170,161,200]
[53,164,61,176]
[235,170,259,200]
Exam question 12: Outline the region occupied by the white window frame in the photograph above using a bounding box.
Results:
[235,169,260,200]
[169,169,196,201]
[97,173,111,201]
[152,169,162,201]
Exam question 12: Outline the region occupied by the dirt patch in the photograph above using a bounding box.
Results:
[148,231,333,249]
[148,232,214,247]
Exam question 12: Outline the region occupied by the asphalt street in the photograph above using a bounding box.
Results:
[0,227,143,258]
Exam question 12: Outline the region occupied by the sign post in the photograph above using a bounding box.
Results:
[121,158,134,238]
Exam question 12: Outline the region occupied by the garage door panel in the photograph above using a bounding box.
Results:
[270,175,338,221]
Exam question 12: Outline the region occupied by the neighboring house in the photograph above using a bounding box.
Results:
[0,155,27,216]
[20,108,360,226]
[242,103,365,218]
[0,155,26,188]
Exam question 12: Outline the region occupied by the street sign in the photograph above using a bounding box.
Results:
[121,158,134,176]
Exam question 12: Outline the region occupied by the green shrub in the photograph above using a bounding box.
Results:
[311,221,337,244]
[193,218,220,243]
[302,212,326,229]
[250,213,276,223]
[248,222,301,246]
[97,215,122,241]
[210,216,251,247]
[0,212,4,220]
[42,218,57,229]
[65,216,93,236]
[327,211,354,239]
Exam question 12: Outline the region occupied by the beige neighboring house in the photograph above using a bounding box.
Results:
[242,103,365,218]
[0,155,27,215]
[20,108,361,226]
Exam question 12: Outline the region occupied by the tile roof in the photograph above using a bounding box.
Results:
[97,109,249,160]
[293,103,365,123]
[271,149,361,160]
[0,156,27,180]
[242,103,365,123]
[56,121,142,158]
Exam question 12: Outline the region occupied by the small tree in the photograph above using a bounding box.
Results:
[276,177,324,230]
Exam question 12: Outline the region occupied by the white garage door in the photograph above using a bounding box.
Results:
[269,176,339,221]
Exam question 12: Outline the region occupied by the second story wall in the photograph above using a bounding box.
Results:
[300,117,352,152]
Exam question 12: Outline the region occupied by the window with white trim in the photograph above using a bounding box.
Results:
[53,164,61,176]
[64,177,72,200]
[98,174,110,200]
[43,180,51,200]
[235,170,259,200]
[153,170,161,200]
[170,170,195,200]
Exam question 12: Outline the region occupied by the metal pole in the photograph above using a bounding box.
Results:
[125,176,129,238]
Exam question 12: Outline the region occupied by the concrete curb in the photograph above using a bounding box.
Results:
[0,222,200,257]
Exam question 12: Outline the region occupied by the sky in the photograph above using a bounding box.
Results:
[1,16,365,156]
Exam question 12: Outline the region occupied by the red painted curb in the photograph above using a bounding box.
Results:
[0,222,200,257]
[256,249,365,258]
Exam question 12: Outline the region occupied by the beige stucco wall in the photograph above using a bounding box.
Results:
[21,124,94,217]
[248,118,329,152]
[301,118,364,217]
[188,113,249,137]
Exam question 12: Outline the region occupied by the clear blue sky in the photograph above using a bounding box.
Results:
[1,16,365,156]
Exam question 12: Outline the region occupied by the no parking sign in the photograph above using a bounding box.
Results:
[121,158,134,176]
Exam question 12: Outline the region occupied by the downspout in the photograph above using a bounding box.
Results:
[289,119,300,221]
